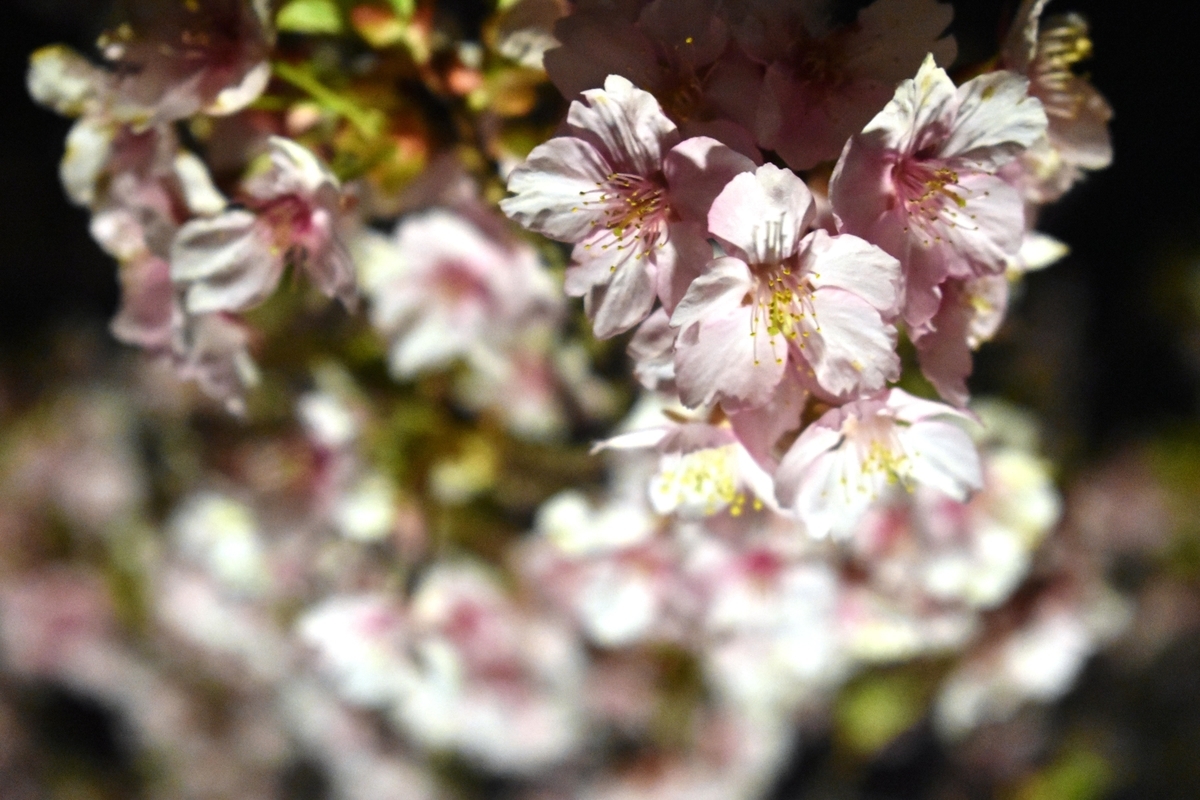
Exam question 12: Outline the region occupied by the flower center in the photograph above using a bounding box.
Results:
[894,160,979,247]
[578,173,670,263]
[747,261,818,365]
[841,414,913,500]
[652,445,758,516]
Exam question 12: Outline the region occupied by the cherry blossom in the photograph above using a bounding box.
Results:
[695,541,847,721]
[775,389,983,539]
[171,136,356,314]
[355,208,560,378]
[27,0,270,129]
[109,249,260,415]
[853,438,1061,610]
[93,0,272,125]
[597,398,779,518]
[740,0,957,170]
[934,587,1131,739]
[544,0,763,159]
[672,163,901,410]
[298,594,412,708]
[393,563,585,773]
[520,490,690,647]
[830,55,1048,327]
[502,74,753,337]
[1000,0,1112,203]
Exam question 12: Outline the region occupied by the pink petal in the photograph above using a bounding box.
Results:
[674,307,785,410]
[912,280,974,407]
[170,209,283,314]
[899,419,983,500]
[566,75,679,176]
[501,137,611,242]
[805,287,900,397]
[663,136,756,225]
[544,13,662,100]
[628,308,677,391]
[802,230,901,316]
[728,368,808,468]
[670,255,752,332]
[655,221,715,314]
[585,250,659,339]
[942,71,1046,168]
[707,165,814,264]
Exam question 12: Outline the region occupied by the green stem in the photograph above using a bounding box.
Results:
[272,61,381,138]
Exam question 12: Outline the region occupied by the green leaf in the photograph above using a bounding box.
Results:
[386,0,416,19]
[276,0,344,34]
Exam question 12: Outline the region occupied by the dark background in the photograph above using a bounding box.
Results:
[2,2,1198,798]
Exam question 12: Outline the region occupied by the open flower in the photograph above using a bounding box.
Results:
[520,490,689,648]
[596,400,778,519]
[544,0,763,159]
[28,0,271,129]
[830,55,1047,327]
[742,0,957,170]
[697,542,847,719]
[852,438,1061,610]
[672,163,901,410]
[171,137,356,314]
[775,389,983,539]
[502,74,754,337]
[394,564,584,773]
[94,0,272,124]
[1000,0,1112,203]
[356,208,561,379]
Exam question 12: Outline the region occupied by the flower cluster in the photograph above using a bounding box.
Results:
[503,0,1105,533]
[7,0,1126,797]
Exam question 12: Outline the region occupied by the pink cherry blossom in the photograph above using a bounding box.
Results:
[544,0,764,159]
[830,55,1048,327]
[1000,1,1112,203]
[934,585,1130,739]
[518,488,695,648]
[95,0,272,124]
[355,208,560,379]
[672,163,901,410]
[596,404,778,519]
[741,0,957,170]
[775,388,983,539]
[396,563,585,773]
[501,74,754,337]
[852,442,1061,611]
[171,137,356,314]
[697,541,847,718]
[28,1,270,129]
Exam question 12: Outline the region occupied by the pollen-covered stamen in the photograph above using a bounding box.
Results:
[1032,14,1096,120]
[651,445,744,516]
[894,160,980,247]
[744,217,821,365]
[577,172,671,260]
[827,414,914,504]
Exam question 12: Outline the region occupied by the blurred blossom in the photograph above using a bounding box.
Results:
[935,587,1132,739]
[171,492,271,596]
